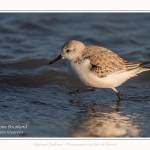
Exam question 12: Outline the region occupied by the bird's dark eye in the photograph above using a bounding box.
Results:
[66,49,70,53]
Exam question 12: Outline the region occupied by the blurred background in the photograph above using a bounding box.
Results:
[0,13,150,137]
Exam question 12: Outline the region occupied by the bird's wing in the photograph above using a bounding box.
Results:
[125,61,150,70]
[83,46,127,77]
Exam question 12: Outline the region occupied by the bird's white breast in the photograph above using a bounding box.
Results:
[66,59,93,85]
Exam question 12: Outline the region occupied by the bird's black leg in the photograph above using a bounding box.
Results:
[112,87,122,101]
[68,87,96,95]
[116,91,122,101]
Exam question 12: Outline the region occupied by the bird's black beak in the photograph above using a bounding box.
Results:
[49,54,62,65]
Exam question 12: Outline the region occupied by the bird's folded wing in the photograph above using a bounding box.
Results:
[83,46,127,77]
[83,46,150,78]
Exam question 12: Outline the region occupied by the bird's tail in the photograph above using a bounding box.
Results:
[139,61,150,70]
[137,62,150,74]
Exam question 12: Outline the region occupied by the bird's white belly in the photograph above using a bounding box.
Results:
[66,59,139,89]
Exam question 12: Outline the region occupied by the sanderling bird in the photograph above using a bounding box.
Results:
[49,40,150,100]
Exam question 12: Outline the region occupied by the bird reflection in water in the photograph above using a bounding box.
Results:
[69,100,140,137]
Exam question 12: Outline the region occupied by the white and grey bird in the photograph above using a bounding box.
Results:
[49,40,150,100]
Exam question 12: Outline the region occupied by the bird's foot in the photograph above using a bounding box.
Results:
[68,90,82,95]
[68,87,96,95]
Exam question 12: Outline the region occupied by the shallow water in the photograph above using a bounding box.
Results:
[0,13,150,137]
